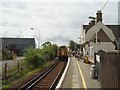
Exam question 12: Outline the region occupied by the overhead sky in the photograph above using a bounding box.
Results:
[0,0,119,47]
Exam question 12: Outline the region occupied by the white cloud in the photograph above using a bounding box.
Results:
[0,1,119,47]
[0,0,119,2]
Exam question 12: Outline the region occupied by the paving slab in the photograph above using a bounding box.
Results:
[61,57,101,89]
[61,57,83,88]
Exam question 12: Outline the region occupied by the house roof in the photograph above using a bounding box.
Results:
[106,25,120,38]
[83,24,120,39]
[0,37,35,45]
[83,25,90,34]
[85,21,115,42]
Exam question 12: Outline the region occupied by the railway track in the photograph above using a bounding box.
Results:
[19,60,67,90]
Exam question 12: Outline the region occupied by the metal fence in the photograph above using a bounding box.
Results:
[96,51,120,89]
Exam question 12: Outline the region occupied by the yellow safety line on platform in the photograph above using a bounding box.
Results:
[76,60,87,90]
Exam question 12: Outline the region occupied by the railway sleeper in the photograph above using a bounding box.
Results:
[37,82,53,85]
[35,84,50,87]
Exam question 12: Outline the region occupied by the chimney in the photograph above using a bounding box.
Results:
[96,10,102,22]
[89,21,91,26]
[88,21,92,29]
[91,19,95,26]
[88,20,95,29]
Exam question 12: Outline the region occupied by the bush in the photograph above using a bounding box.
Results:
[24,42,58,69]
[24,48,45,68]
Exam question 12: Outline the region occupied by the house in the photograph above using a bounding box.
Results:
[81,10,120,63]
[1,37,35,56]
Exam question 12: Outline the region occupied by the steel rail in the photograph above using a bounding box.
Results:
[49,61,67,90]
[19,60,59,90]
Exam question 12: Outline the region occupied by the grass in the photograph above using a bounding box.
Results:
[2,60,53,89]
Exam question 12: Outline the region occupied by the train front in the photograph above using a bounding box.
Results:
[57,46,68,61]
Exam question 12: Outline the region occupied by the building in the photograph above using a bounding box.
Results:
[81,10,120,63]
[1,37,35,56]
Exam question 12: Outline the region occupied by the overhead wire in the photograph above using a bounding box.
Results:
[101,0,109,11]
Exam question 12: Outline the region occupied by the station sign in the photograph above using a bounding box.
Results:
[96,55,100,63]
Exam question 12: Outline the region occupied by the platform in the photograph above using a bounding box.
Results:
[61,57,101,89]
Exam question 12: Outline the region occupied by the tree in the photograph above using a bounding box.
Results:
[24,42,58,68]
[42,41,52,48]
[69,40,76,51]
[52,44,58,57]
[42,43,58,60]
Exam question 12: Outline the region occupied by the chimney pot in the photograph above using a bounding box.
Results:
[88,20,95,29]
[91,20,95,26]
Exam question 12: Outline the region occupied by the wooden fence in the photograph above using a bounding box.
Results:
[1,60,25,82]
[96,52,120,89]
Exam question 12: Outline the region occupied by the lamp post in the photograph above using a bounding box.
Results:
[31,28,40,48]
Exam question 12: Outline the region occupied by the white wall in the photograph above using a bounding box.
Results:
[90,42,115,52]
[80,26,86,44]
[87,42,115,63]
[97,42,115,51]
[89,46,94,63]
